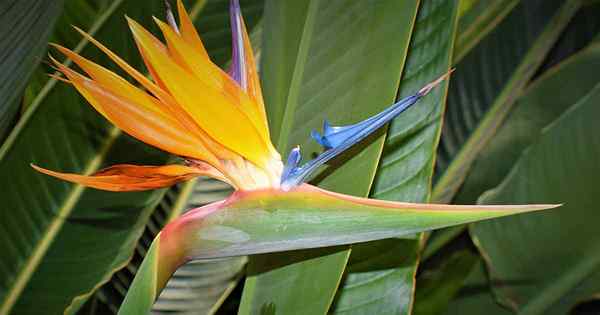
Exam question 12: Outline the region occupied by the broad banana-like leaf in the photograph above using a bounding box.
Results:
[455,37,600,204]
[469,73,600,314]
[118,183,554,314]
[433,0,579,202]
[23,0,106,109]
[453,0,519,63]
[0,0,62,141]
[239,0,420,313]
[330,0,460,313]
[424,6,600,260]
[0,1,260,314]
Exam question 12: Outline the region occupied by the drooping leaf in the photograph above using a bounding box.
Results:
[239,1,420,313]
[469,82,600,314]
[117,182,554,314]
[329,0,460,313]
[0,0,62,142]
[433,0,579,203]
[0,1,262,314]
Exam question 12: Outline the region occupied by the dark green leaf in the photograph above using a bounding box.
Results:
[453,0,519,64]
[0,0,62,142]
[455,39,600,204]
[0,0,263,313]
[441,259,511,315]
[433,0,579,203]
[471,83,600,314]
[414,250,478,315]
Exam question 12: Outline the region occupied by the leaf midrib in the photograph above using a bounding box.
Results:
[274,0,320,152]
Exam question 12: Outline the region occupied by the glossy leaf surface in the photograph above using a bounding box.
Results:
[118,182,554,314]
[330,0,460,313]
[240,0,420,313]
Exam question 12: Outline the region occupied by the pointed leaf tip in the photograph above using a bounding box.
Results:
[418,68,455,96]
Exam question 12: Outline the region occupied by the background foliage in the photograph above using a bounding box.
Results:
[0,0,598,314]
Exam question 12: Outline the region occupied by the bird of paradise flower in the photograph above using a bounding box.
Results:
[32,1,558,312]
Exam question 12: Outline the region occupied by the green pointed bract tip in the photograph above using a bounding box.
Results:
[118,184,558,314]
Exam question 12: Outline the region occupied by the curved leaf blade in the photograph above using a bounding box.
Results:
[433,0,579,203]
[455,39,600,204]
[469,74,600,315]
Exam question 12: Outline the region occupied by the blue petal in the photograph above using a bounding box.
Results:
[228,0,247,88]
[280,71,453,190]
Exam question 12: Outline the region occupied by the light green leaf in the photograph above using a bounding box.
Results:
[240,0,420,313]
[0,0,62,142]
[152,180,245,315]
[118,183,553,314]
[433,0,579,203]
[470,83,600,314]
[330,0,460,313]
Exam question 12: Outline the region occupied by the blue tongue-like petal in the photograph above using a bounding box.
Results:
[280,70,453,190]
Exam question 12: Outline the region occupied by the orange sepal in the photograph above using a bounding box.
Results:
[176,0,209,58]
[31,163,226,191]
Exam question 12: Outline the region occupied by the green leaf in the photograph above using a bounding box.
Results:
[240,0,419,313]
[413,250,478,315]
[424,5,600,260]
[0,0,62,142]
[433,0,580,203]
[470,83,600,314]
[118,183,554,314]
[455,39,600,204]
[453,0,519,64]
[330,239,421,315]
[441,259,511,315]
[0,0,260,313]
[329,0,460,313]
[152,180,245,315]
[23,0,107,110]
